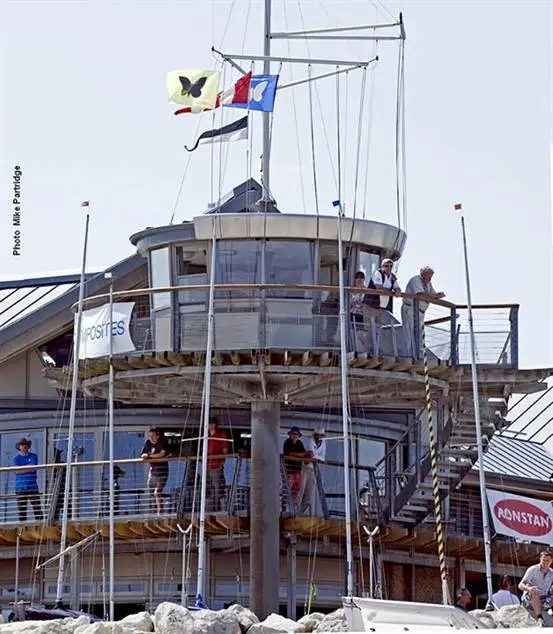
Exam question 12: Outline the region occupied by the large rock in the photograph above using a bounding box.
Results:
[190,609,241,634]
[294,613,324,633]
[225,604,259,633]
[119,612,153,632]
[469,609,496,628]
[493,604,541,628]
[313,609,347,633]
[154,602,194,634]
[248,613,302,634]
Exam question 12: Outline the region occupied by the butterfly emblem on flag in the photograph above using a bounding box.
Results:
[179,75,207,98]
[251,80,268,103]
[167,69,220,109]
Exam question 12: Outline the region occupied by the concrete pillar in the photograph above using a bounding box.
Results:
[250,401,281,619]
[286,533,297,620]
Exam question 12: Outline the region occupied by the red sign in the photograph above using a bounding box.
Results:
[494,499,553,537]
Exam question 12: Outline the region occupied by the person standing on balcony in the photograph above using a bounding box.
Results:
[282,427,308,507]
[401,266,445,356]
[13,438,43,523]
[299,429,326,515]
[206,417,229,512]
[350,271,366,325]
[141,427,169,515]
[365,259,401,316]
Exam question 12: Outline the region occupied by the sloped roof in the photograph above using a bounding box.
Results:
[475,435,553,482]
[0,254,146,363]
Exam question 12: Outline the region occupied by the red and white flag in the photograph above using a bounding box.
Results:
[174,72,252,115]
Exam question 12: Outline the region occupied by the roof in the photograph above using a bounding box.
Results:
[0,274,96,332]
[499,380,553,445]
[475,434,553,482]
[0,254,147,364]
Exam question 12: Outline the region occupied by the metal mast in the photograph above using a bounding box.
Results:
[261,0,273,204]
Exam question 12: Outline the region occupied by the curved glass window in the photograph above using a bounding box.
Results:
[150,248,171,310]
[215,240,262,297]
[265,240,315,298]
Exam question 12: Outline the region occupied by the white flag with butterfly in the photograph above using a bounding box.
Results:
[167,69,220,110]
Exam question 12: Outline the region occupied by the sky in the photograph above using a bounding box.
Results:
[1,0,552,372]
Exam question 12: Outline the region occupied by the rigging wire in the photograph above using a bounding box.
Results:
[361,41,379,220]
[351,68,368,223]
[394,34,404,230]
[307,65,320,218]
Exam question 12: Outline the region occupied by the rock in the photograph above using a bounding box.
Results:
[190,609,241,634]
[469,609,496,628]
[313,609,347,633]
[248,613,302,634]
[154,602,194,634]
[119,612,153,632]
[294,613,324,633]
[225,605,259,633]
[493,604,540,628]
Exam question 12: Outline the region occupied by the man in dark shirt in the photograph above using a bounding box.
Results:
[140,427,169,515]
[282,426,308,507]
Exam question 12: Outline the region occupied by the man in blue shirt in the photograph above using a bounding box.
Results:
[13,438,43,522]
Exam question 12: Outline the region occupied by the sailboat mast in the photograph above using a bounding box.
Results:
[55,211,90,606]
[107,273,115,621]
[460,213,493,601]
[337,206,354,596]
[195,219,218,605]
[261,0,272,203]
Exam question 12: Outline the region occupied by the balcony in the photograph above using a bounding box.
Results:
[115,284,519,369]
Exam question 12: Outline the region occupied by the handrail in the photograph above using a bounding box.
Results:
[372,412,421,473]
[0,454,377,474]
[73,282,460,311]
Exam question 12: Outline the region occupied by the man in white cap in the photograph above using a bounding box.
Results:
[366,258,401,315]
[402,266,445,356]
[299,429,327,515]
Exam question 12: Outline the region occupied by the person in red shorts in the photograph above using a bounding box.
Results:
[206,417,229,512]
[282,427,308,507]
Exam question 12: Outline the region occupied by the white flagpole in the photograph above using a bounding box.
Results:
[55,204,90,607]
[106,272,115,621]
[457,204,493,602]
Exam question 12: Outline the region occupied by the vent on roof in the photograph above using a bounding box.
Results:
[202,179,280,215]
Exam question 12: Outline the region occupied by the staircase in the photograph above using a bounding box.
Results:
[367,394,508,527]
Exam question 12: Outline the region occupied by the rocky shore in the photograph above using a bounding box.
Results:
[0,601,546,632]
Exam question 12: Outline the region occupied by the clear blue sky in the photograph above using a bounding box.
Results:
[1,0,551,368]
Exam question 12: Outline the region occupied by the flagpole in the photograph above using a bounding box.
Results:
[261,0,273,204]
[106,272,115,622]
[457,204,493,602]
[55,203,90,607]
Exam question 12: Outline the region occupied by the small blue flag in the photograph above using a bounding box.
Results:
[226,74,279,112]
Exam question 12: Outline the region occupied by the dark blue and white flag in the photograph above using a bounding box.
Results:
[226,74,279,112]
[185,116,248,152]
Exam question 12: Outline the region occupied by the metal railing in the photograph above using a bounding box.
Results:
[0,455,379,527]
[80,285,519,368]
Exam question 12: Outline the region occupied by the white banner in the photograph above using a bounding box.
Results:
[77,302,136,360]
[486,489,553,545]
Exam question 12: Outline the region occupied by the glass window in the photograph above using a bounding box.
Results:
[51,431,96,519]
[357,251,380,281]
[150,248,172,310]
[215,240,262,297]
[0,430,46,524]
[265,241,315,298]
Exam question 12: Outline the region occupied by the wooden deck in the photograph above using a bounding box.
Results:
[43,350,549,407]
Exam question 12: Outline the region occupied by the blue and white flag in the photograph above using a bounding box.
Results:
[226,74,279,112]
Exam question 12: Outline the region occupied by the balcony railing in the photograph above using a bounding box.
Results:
[81,285,519,368]
[0,455,381,528]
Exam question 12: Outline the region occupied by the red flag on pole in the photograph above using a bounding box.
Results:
[454,203,462,211]
[81,201,89,207]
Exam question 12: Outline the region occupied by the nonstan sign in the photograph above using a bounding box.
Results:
[486,489,553,544]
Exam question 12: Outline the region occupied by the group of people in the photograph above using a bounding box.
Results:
[455,550,553,625]
[140,420,230,515]
[350,262,445,353]
[282,426,326,514]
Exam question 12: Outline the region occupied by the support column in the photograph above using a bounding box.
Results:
[286,533,297,620]
[250,401,281,619]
